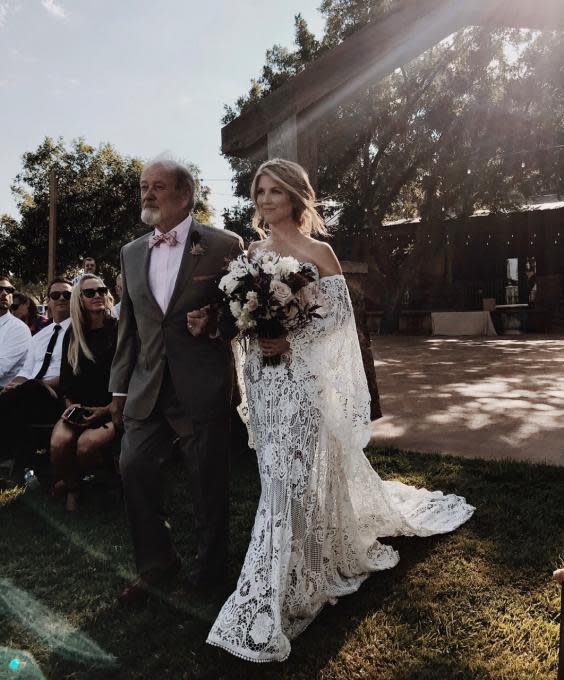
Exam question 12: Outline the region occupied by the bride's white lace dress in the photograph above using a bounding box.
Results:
[207,274,474,663]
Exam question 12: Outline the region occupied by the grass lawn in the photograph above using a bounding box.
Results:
[1,447,563,680]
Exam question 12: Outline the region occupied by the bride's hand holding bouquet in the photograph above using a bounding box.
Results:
[219,250,320,366]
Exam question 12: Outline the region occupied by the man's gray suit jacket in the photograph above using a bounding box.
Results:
[109,219,243,423]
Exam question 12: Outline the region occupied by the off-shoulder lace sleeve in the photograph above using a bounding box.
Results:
[233,275,373,454]
[287,275,373,452]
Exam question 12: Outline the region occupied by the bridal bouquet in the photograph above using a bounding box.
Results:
[219,250,320,365]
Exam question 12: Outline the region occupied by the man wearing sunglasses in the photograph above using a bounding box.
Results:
[0,278,72,466]
[0,275,32,390]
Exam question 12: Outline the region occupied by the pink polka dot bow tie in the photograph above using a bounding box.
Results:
[149,230,178,248]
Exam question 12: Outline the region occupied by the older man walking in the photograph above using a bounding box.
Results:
[109,158,242,605]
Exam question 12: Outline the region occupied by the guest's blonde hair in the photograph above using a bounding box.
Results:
[250,158,327,237]
[68,274,113,375]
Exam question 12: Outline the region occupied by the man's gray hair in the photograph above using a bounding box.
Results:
[144,153,196,211]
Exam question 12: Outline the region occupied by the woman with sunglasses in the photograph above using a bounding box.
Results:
[50,274,118,511]
[11,292,49,335]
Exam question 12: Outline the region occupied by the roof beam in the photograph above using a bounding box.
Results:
[222,0,564,160]
[222,0,460,157]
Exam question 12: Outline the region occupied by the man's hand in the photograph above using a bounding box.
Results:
[110,395,127,432]
[187,305,211,337]
[258,336,290,358]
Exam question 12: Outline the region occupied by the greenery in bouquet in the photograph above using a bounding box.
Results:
[219,250,321,363]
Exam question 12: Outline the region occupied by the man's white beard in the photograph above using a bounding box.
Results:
[141,207,161,226]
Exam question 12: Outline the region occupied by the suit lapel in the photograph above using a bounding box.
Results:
[165,219,204,317]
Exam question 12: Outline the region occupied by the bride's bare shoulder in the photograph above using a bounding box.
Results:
[307,240,342,277]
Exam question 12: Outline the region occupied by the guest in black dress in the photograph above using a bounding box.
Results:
[50,274,118,511]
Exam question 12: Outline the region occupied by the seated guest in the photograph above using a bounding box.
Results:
[113,273,123,319]
[0,278,72,463]
[50,274,118,511]
[0,275,31,389]
[11,292,49,335]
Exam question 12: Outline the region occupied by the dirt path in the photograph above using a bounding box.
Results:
[370,335,564,466]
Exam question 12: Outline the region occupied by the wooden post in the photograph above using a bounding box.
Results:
[267,116,298,162]
[266,114,320,190]
[48,169,57,282]
[297,117,319,192]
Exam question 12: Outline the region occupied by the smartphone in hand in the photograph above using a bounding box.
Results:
[66,406,89,424]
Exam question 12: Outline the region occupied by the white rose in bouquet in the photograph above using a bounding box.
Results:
[230,262,249,279]
[262,261,277,275]
[270,280,293,306]
[276,256,300,278]
[294,281,317,307]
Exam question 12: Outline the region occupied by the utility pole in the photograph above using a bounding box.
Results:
[48,168,57,281]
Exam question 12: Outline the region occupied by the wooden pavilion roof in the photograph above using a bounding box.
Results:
[222,0,564,161]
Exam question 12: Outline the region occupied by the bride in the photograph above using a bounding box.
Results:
[207,159,474,663]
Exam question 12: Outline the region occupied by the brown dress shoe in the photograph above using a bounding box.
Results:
[118,555,182,606]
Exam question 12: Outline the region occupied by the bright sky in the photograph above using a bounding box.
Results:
[0,0,325,226]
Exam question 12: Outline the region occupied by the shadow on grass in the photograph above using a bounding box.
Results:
[369,447,564,571]
[0,446,562,679]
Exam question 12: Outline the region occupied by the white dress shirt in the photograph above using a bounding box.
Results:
[148,215,192,314]
[19,317,71,381]
[0,312,32,387]
[113,216,193,398]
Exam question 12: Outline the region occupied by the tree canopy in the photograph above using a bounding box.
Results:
[222,4,564,329]
[1,137,212,287]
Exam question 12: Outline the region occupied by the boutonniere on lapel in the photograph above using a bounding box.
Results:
[189,230,207,256]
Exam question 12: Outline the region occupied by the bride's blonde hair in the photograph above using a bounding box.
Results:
[250,158,327,237]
